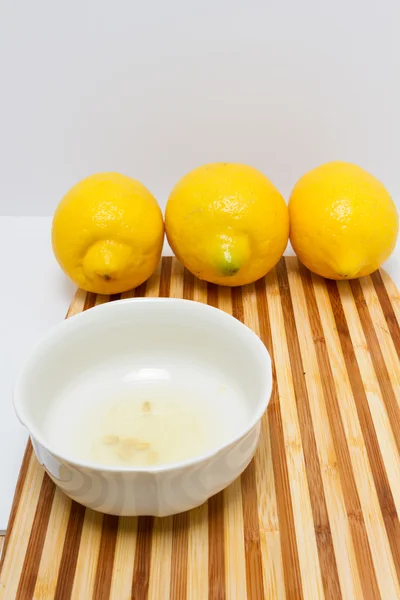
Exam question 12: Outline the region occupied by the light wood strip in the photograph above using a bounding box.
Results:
[16,473,56,599]
[379,269,400,328]
[170,258,185,299]
[318,275,398,598]
[359,276,400,410]
[0,444,33,576]
[335,280,400,591]
[218,287,247,600]
[303,270,380,599]
[83,292,97,311]
[206,282,226,600]
[94,294,110,306]
[0,539,3,559]
[287,258,363,599]
[169,263,190,600]
[186,274,209,600]
[266,268,325,600]
[145,262,162,297]
[256,278,303,599]
[109,517,138,600]
[0,452,44,600]
[146,260,174,600]
[340,279,400,518]
[218,287,246,600]
[70,510,103,600]
[187,504,209,600]
[277,260,341,599]
[66,288,87,317]
[372,271,400,365]
[147,517,173,600]
[232,286,265,600]
[192,274,207,304]
[33,490,72,600]
[130,265,162,599]
[242,282,285,600]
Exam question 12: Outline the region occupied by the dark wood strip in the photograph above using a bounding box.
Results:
[350,278,400,456]
[170,513,189,600]
[300,266,381,600]
[159,256,173,297]
[168,267,192,596]
[53,502,86,600]
[208,493,226,600]
[240,462,265,600]
[131,516,154,600]
[183,268,195,301]
[371,270,400,363]
[15,473,56,600]
[92,514,119,600]
[109,293,121,302]
[232,286,265,600]
[207,281,226,600]
[207,282,218,308]
[342,279,400,584]
[134,280,148,298]
[255,275,304,600]
[83,292,97,311]
[276,260,342,599]
[0,443,33,571]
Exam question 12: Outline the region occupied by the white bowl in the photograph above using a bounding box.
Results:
[14,298,272,517]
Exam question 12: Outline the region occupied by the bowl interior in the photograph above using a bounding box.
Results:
[14,298,272,468]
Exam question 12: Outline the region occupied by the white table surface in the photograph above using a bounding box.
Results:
[1,216,399,533]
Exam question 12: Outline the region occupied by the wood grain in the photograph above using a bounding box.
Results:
[1,257,400,600]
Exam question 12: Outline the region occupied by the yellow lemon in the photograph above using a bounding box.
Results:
[52,173,164,294]
[165,163,289,286]
[289,161,398,280]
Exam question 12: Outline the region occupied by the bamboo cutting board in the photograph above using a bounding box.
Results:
[1,256,400,600]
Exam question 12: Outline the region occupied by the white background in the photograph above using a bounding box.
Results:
[1,1,400,531]
[1,0,400,215]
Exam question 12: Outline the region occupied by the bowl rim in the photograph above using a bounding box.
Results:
[13,297,273,474]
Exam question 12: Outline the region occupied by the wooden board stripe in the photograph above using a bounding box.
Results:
[218,286,247,599]
[0,443,33,574]
[255,277,304,599]
[0,447,45,600]
[232,287,265,600]
[92,514,118,600]
[53,502,85,600]
[33,489,73,599]
[132,516,154,600]
[170,513,189,600]
[242,283,285,599]
[301,268,381,599]
[286,258,363,599]
[205,282,227,600]
[16,473,56,600]
[336,280,400,586]
[276,260,341,599]
[267,267,325,599]
[350,279,400,452]
[329,279,400,598]
[372,270,400,362]
[2,257,400,600]
[169,263,191,600]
